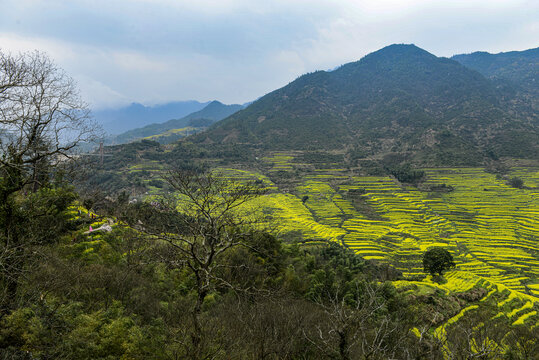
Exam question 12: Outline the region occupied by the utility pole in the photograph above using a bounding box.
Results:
[99,142,104,165]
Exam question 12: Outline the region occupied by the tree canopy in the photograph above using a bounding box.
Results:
[423,247,455,277]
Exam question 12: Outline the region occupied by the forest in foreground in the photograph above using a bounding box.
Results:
[2,168,538,359]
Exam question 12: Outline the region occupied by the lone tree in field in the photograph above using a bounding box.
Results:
[422,247,455,277]
[508,176,524,189]
[0,49,98,311]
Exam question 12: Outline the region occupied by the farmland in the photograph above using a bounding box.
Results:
[219,162,539,329]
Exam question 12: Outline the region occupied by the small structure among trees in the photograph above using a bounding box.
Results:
[422,247,455,277]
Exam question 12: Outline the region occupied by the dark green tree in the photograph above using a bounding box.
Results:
[508,176,524,189]
[422,247,455,276]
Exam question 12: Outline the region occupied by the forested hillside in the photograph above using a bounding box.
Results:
[453,47,539,109]
[192,44,538,165]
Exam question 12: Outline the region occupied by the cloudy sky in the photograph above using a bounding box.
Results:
[1,0,537,110]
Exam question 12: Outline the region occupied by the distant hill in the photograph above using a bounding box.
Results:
[190,44,538,165]
[113,101,244,144]
[94,100,209,135]
[452,47,539,109]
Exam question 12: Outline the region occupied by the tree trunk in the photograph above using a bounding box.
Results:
[339,331,349,360]
[1,193,21,314]
[190,273,208,360]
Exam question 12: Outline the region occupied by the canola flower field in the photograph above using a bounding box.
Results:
[72,156,538,342]
[233,163,538,328]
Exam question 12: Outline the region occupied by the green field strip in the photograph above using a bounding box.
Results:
[128,160,164,173]
[507,301,534,319]
[434,304,480,340]
[296,181,345,226]
[214,168,279,192]
[262,152,296,171]
[332,194,360,216]
[313,168,348,172]
[143,126,198,140]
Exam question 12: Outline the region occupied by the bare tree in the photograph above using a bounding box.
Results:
[304,281,409,360]
[0,50,98,192]
[121,169,266,359]
[0,49,98,311]
[440,306,507,360]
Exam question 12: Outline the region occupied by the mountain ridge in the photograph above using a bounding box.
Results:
[95,100,210,135]
[112,100,244,144]
[189,44,537,164]
[452,46,539,110]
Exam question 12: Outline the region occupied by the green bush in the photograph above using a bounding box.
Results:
[423,247,455,276]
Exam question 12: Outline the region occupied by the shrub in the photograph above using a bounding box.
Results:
[508,176,524,189]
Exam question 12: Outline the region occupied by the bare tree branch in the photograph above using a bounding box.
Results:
[117,169,267,359]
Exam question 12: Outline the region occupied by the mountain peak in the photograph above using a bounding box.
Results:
[206,100,225,108]
[375,43,424,53]
[333,44,439,77]
[190,44,537,163]
[362,43,436,62]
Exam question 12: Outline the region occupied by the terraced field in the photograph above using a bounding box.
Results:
[262,152,296,171]
[227,166,539,328]
[143,126,199,141]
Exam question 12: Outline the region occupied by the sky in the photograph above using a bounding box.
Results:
[1,0,537,110]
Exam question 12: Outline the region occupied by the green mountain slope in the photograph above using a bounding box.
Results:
[452,47,539,110]
[191,44,538,165]
[114,101,244,144]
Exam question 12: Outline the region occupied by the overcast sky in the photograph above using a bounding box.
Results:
[1,0,537,110]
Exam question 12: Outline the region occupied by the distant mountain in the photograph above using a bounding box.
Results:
[190,44,538,165]
[94,100,209,135]
[452,47,539,109]
[113,101,244,144]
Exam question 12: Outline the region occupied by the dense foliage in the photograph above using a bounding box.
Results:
[1,180,536,359]
[422,247,456,276]
[452,47,539,110]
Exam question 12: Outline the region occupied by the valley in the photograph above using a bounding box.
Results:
[89,141,539,330]
[2,41,537,358]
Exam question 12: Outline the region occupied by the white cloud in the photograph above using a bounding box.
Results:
[0,32,77,60]
[0,32,179,108]
[76,76,129,110]
[1,1,537,109]
[111,51,170,72]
